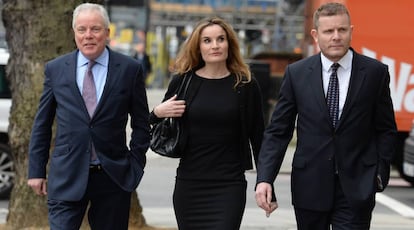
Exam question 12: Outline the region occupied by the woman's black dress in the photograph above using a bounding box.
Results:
[173,74,247,230]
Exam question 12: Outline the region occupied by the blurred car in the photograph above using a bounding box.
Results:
[0,48,14,198]
[403,123,414,186]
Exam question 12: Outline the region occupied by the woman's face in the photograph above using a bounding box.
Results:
[199,24,229,65]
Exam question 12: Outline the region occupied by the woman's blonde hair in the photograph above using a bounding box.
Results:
[173,16,251,86]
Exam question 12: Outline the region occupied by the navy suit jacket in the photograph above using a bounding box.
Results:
[28,48,150,201]
[257,50,397,211]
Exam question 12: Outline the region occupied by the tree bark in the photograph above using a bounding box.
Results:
[1,1,157,229]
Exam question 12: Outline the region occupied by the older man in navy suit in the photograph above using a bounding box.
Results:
[255,2,397,230]
[27,3,150,230]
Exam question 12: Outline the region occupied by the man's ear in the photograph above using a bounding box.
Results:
[310,29,318,43]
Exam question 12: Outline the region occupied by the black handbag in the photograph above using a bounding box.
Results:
[149,73,191,158]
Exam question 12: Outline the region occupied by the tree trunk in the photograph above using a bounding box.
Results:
[1,1,156,229]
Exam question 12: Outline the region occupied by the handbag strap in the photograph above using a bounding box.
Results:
[176,72,192,99]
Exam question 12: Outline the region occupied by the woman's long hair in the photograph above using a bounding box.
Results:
[173,16,251,87]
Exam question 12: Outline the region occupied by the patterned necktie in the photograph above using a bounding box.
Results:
[327,63,340,128]
[82,60,98,161]
[82,60,97,118]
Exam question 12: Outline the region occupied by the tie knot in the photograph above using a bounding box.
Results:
[331,63,340,72]
[88,60,96,70]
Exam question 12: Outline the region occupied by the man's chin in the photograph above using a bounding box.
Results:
[81,49,98,59]
[326,50,347,61]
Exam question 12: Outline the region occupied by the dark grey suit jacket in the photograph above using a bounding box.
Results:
[257,49,397,211]
[28,48,150,201]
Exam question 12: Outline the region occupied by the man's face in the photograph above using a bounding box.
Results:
[311,14,353,62]
[73,11,109,60]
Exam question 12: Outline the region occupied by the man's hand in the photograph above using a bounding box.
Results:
[377,174,384,192]
[28,178,47,196]
[255,182,278,217]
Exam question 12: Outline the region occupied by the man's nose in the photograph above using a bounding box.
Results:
[332,30,340,39]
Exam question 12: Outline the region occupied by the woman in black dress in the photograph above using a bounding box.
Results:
[149,16,265,229]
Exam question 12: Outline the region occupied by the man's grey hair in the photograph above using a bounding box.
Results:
[72,3,110,29]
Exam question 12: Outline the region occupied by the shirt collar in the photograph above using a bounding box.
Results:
[321,49,353,72]
[77,48,109,67]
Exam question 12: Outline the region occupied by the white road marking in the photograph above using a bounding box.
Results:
[376,193,414,218]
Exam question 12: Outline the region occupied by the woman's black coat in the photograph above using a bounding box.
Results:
[149,72,265,170]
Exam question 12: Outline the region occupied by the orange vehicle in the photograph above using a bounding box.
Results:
[303,0,414,184]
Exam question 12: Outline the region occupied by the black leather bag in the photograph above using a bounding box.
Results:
[149,74,191,158]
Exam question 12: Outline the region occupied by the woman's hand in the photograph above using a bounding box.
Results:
[154,95,186,118]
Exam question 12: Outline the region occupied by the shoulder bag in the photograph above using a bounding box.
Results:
[149,73,191,158]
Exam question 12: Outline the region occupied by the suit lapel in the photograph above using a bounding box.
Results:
[309,56,332,124]
[66,51,91,119]
[94,50,120,118]
[338,53,366,128]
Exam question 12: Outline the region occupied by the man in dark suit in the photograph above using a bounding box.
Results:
[27,3,150,230]
[255,2,397,230]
